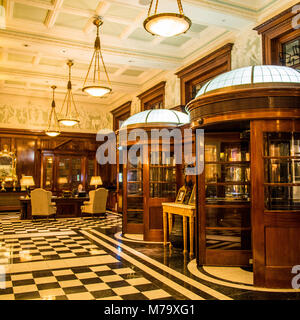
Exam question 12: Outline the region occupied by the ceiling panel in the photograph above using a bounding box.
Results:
[55,12,89,29]
[189,23,208,34]
[13,3,48,23]
[63,0,100,11]
[105,3,144,20]
[39,57,64,67]
[5,80,26,86]
[122,69,144,77]
[7,52,33,63]
[128,28,154,42]
[161,36,191,47]
[101,21,128,37]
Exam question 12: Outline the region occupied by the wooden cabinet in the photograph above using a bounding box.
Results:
[251,120,300,288]
[119,126,182,241]
[40,139,98,195]
[198,133,252,266]
[0,191,26,212]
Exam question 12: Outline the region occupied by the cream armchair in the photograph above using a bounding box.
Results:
[30,188,56,220]
[81,188,108,218]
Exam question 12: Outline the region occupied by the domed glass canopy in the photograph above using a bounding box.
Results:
[195,65,300,98]
[120,109,190,128]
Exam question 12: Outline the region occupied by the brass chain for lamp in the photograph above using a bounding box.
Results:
[47,85,60,131]
[147,0,185,17]
[60,60,79,120]
[177,0,184,14]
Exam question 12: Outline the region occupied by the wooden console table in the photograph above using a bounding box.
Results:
[20,196,89,219]
[162,202,196,258]
[0,191,26,212]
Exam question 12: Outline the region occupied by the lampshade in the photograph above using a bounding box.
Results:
[90,176,103,186]
[20,176,35,187]
[58,119,79,127]
[144,13,191,37]
[143,0,191,37]
[82,86,111,97]
[58,177,68,185]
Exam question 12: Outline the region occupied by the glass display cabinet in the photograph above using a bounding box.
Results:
[186,65,300,288]
[118,109,189,241]
[201,133,252,265]
[41,152,96,195]
[264,132,300,210]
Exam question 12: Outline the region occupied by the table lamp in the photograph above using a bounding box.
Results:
[20,176,35,198]
[90,176,102,189]
[58,177,68,185]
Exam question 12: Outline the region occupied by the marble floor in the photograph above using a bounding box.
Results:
[0,211,300,300]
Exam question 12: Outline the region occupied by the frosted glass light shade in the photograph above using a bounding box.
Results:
[144,13,191,37]
[45,131,61,137]
[82,86,111,97]
[58,119,79,127]
[196,65,300,97]
[121,109,190,128]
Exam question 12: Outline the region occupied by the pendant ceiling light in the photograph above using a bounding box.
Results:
[58,60,80,127]
[82,17,112,97]
[143,0,191,37]
[45,85,61,137]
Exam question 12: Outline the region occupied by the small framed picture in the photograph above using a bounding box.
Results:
[175,186,186,203]
[188,185,196,205]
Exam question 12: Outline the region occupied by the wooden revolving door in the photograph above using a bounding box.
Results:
[197,131,252,267]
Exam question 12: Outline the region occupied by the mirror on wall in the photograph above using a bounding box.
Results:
[0,145,17,191]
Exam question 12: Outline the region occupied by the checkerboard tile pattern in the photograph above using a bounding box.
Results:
[0,214,122,235]
[0,263,173,300]
[0,234,106,264]
[0,213,175,300]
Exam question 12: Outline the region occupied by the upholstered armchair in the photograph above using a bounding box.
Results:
[30,188,56,220]
[81,188,108,218]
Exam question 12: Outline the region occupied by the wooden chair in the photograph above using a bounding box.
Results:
[30,188,56,221]
[81,188,108,218]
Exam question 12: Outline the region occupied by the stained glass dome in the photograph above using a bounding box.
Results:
[195,65,300,97]
[120,109,190,128]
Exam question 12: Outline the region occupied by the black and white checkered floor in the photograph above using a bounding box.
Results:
[0,213,175,300]
[1,212,300,300]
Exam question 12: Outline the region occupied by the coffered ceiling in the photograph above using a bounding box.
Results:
[0,0,297,110]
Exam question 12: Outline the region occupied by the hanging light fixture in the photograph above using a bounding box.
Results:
[82,17,112,97]
[58,60,80,127]
[143,0,191,37]
[45,85,61,137]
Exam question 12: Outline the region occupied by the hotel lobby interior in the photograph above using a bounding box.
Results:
[0,0,300,302]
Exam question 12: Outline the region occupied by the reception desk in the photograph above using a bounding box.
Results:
[20,196,89,219]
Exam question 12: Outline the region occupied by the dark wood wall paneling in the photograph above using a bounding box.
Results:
[111,101,132,132]
[254,5,300,65]
[0,129,117,211]
[137,81,166,111]
[175,43,233,105]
